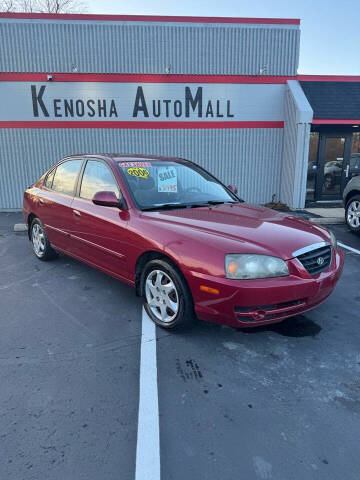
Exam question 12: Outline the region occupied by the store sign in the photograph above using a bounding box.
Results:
[0,81,284,122]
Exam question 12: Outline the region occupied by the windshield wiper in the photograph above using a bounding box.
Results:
[141,200,241,211]
[189,200,240,208]
[186,201,223,208]
[141,203,190,211]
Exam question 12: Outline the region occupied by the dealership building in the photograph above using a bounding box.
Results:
[0,13,360,210]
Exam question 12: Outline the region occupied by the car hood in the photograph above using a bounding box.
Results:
[143,203,330,260]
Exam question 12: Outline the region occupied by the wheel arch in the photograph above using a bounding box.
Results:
[134,250,191,300]
[345,190,360,207]
[27,213,37,240]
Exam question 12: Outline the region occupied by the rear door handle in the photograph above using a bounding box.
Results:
[73,210,81,217]
[39,198,44,206]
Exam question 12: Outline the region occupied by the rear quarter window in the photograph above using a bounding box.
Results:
[44,168,56,189]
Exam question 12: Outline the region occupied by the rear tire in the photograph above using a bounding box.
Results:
[141,259,194,329]
[345,195,360,233]
[30,218,58,260]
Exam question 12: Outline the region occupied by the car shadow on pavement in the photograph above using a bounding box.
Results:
[183,313,323,342]
[238,315,322,338]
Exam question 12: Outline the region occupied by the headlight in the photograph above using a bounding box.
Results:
[225,254,289,279]
[329,230,337,250]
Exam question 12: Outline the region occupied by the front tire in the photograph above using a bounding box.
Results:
[345,195,360,233]
[30,218,58,260]
[141,259,194,329]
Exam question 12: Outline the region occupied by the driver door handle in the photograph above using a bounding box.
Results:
[73,209,81,218]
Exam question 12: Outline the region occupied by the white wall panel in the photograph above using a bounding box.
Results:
[280,81,313,209]
[0,20,300,76]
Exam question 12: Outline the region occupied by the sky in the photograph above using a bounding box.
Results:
[85,0,360,75]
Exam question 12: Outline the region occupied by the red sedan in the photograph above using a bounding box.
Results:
[23,154,344,329]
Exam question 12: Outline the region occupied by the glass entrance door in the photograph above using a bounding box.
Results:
[316,134,352,201]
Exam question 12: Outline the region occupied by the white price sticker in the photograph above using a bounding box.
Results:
[158,167,178,193]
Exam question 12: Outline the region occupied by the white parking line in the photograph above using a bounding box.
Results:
[135,308,161,480]
[338,242,360,255]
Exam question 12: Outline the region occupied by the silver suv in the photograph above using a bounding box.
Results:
[343,174,360,232]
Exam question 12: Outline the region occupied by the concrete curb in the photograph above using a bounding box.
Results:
[14,223,28,232]
[309,217,345,225]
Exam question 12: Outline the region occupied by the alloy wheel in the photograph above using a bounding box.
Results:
[347,200,360,228]
[145,269,179,323]
[32,223,46,257]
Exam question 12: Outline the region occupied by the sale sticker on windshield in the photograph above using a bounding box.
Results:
[158,167,178,192]
[127,167,150,179]
[119,161,151,168]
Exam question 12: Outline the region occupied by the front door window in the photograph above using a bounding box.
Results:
[79,160,120,200]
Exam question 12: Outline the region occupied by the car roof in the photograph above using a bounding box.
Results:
[64,154,187,161]
[107,154,189,162]
[60,154,190,164]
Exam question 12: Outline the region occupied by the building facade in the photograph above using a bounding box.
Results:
[299,78,360,204]
[0,13,358,210]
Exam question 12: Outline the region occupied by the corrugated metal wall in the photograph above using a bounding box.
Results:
[0,20,300,75]
[0,128,283,209]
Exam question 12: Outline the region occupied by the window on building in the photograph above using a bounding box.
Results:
[351,132,360,153]
[306,132,319,201]
[80,160,119,200]
[350,132,360,177]
[51,160,83,195]
[322,137,345,197]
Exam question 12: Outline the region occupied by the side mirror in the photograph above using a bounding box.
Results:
[227,184,238,195]
[92,191,120,207]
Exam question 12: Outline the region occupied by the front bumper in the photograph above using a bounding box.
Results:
[188,248,344,328]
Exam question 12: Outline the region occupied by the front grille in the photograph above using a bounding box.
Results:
[296,245,331,276]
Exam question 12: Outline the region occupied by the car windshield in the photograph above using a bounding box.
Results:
[117,159,240,210]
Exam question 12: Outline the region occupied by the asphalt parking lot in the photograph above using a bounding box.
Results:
[1,212,360,480]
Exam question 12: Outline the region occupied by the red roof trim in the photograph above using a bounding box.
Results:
[5,73,360,86]
[3,73,360,84]
[312,119,360,125]
[0,121,284,129]
[298,75,360,82]
[0,12,300,25]
[0,73,294,84]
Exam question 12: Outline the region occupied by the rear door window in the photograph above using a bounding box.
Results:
[79,160,119,200]
[51,160,83,195]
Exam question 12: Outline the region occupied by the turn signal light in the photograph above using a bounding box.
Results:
[200,285,220,295]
